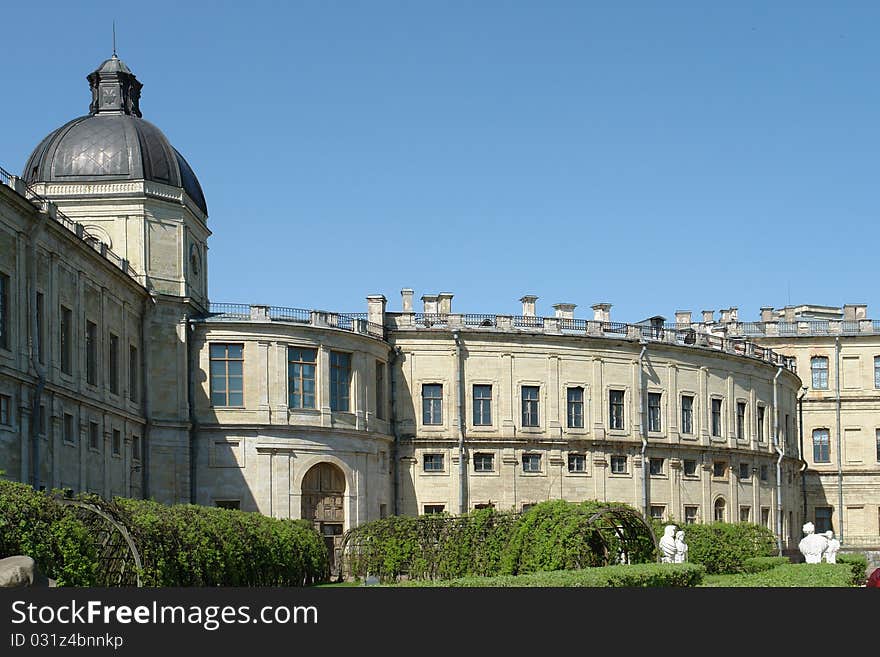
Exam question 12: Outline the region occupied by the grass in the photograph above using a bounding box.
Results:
[699,563,856,587]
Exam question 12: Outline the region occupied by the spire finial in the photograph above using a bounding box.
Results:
[112,20,117,57]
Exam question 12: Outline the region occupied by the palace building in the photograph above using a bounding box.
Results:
[1,56,877,563]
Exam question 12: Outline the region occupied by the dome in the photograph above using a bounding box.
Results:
[23,56,207,215]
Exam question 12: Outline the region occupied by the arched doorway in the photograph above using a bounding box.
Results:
[301,462,346,571]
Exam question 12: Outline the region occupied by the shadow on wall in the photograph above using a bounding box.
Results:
[393,351,419,516]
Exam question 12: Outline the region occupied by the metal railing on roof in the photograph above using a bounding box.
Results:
[206,304,385,340]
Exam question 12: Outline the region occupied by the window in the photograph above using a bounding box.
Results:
[757,405,765,442]
[521,386,539,427]
[736,402,746,440]
[681,395,694,434]
[649,457,664,476]
[815,507,833,533]
[875,356,880,389]
[521,503,536,512]
[0,272,9,351]
[63,413,75,445]
[711,398,722,437]
[38,405,46,436]
[739,462,751,480]
[108,333,119,394]
[522,453,541,473]
[423,453,445,472]
[684,506,698,525]
[329,351,351,412]
[648,392,661,432]
[0,394,10,426]
[129,345,139,402]
[683,459,698,477]
[60,306,72,374]
[812,428,830,463]
[609,390,625,430]
[89,421,100,451]
[215,500,240,510]
[811,356,829,390]
[760,464,768,482]
[876,429,880,462]
[568,453,586,473]
[85,320,98,386]
[132,434,141,461]
[650,505,665,521]
[713,461,727,478]
[610,455,627,474]
[422,383,443,425]
[287,347,317,409]
[566,386,584,428]
[761,507,771,528]
[474,502,495,510]
[714,498,726,522]
[423,505,445,515]
[112,429,121,456]
[473,453,494,472]
[375,361,385,419]
[210,343,244,407]
[35,291,44,364]
[473,384,492,426]
[740,506,751,523]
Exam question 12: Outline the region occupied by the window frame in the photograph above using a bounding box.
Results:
[423,504,445,515]
[60,305,73,375]
[738,462,751,480]
[329,350,352,412]
[710,397,723,438]
[736,401,747,440]
[108,333,119,395]
[0,271,9,351]
[85,320,98,386]
[421,383,443,426]
[375,360,386,420]
[62,412,75,445]
[683,459,698,477]
[567,453,586,473]
[521,385,540,428]
[521,452,542,473]
[610,454,628,475]
[129,344,139,402]
[757,405,766,442]
[680,394,694,435]
[712,460,727,478]
[287,346,318,410]
[566,386,584,429]
[684,506,699,525]
[422,453,445,473]
[88,421,100,452]
[472,384,493,427]
[209,343,245,408]
[811,356,829,390]
[112,428,121,457]
[609,389,625,431]
[647,392,662,433]
[0,394,11,426]
[472,452,495,473]
[812,428,831,463]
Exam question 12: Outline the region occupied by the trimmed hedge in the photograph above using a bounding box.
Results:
[701,563,856,587]
[0,480,328,586]
[836,553,868,586]
[395,563,705,588]
[673,522,777,574]
[742,556,789,573]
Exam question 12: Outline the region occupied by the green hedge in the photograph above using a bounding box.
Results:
[0,480,328,587]
[396,563,705,588]
[674,522,777,574]
[742,556,789,573]
[836,553,868,586]
[702,563,856,587]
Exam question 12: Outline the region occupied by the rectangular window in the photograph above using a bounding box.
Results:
[38,405,46,436]
[713,461,727,478]
[422,383,443,425]
[132,434,141,461]
[647,392,661,432]
[760,465,768,482]
[108,333,119,394]
[375,361,385,420]
[85,321,98,386]
[60,306,72,374]
[0,272,9,351]
[711,398,723,437]
[875,356,880,389]
[287,346,317,409]
[112,429,121,456]
[209,343,244,407]
[129,345,138,402]
[521,386,539,427]
[811,356,829,390]
[473,452,494,472]
[757,405,765,442]
[649,457,664,476]
[567,386,584,428]
[423,505,445,515]
[522,453,541,473]
[736,402,746,440]
[739,462,751,480]
[215,500,240,510]
[35,291,44,364]
[650,505,665,521]
[0,394,9,426]
[62,413,75,444]
[329,351,351,412]
[681,395,694,434]
[683,459,698,477]
[609,390,625,430]
[89,421,100,451]
[610,454,627,474]
[761,507,770,528]
[685,506,698,525]
[876,429,880,462]
[473,384,492,426]
[423,453,445,472]
[740,506,751,523]
[815,507,833,534]
[812,428,830,463]
[568,453,586,473]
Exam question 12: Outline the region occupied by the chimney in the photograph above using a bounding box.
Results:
[843,304,867,321]
[520,295,538,317]
[421,294,439,314]
[401,288,414,312]
[701,310,714,324]
[674,310,692,325]
[783,307,795,322]
[366,295,386,326]
[437,292,454,315]
[592,303,612,323]
[760,306,774,323]
[720,308,732,323]
[553,303,577,320]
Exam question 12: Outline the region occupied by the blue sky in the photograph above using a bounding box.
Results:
[2,1,878,322]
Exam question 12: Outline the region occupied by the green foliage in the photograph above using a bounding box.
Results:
[395,563,705,588]
[742,556,789,573]
[836,553,868,586]
[677,522,777,574]
[701,563,856,587]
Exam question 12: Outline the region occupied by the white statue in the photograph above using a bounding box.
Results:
[674,530,688,563]
[823,531,840,563]
[659,524,677,563]
[798,522,828,564]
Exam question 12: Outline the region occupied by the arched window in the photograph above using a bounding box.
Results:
[714,497,726,522]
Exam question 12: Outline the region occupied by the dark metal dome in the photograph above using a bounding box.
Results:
[23,56,207,215]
